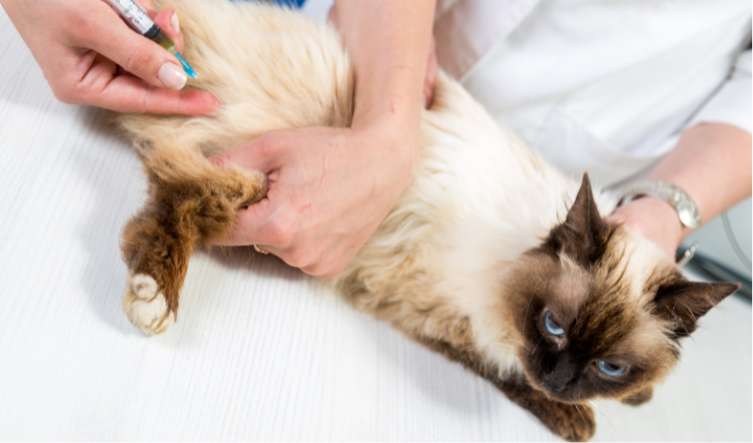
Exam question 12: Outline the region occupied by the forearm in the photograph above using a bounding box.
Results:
[649,122,751,232]
[334,0,436,132]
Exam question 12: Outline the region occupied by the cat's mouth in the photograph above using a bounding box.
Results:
[518,350,593,405]
[526,374,591,404]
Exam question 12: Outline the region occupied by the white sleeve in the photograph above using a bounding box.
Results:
[689,48,751,134]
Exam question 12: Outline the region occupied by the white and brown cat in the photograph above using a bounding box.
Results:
[116,1,737,440]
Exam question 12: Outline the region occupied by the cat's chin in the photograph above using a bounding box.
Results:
[517,357,594,404]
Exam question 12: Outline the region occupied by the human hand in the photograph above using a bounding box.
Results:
[609,197,684,259]
[327,4,438,108]
[0,0,218,114]
[209,0,432,277]
[212,120,419,277]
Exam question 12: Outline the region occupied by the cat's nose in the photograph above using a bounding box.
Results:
[541,356,577,392]
[542,377,567,393]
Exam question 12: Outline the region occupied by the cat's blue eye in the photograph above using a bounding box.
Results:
[596,359,627,378]
[543,311,565,337]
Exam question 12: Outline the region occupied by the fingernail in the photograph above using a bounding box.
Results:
[159,63,187,90]
[170,12,180,33]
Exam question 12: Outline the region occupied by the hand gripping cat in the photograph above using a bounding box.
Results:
[116,1,737,440]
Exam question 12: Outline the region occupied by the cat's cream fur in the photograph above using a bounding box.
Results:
[116,1,736,440]
[121,0,616,342]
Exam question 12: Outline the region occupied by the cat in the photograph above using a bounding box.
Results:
[116,1,738,440]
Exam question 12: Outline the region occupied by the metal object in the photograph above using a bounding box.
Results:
[105,0,198,78]
[676,242,697,267]
[618,180,701,229]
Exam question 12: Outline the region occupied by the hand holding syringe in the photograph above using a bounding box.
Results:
[105,0,198,79]
[0,0,217,115]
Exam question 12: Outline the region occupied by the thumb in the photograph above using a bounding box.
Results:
[214,197,285,247]
[84,6,188,91]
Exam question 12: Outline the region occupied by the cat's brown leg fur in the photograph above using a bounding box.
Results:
[122,152,265,335]
[497,377,596,442]
[422,338,596,442]
[620,386,653,406]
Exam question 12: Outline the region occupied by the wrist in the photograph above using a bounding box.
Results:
[351,81,423,131]
[611,197,684,256]
[351,87,423,168]
[355,115,420,160]
[633,195,684,232]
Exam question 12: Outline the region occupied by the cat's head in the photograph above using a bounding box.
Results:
[503,175,737,404]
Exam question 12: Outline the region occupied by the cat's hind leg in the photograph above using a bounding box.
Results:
[122,146,265,335]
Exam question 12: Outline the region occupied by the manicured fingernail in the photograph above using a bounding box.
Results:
[159,63,187,90]
[170,12,180,33]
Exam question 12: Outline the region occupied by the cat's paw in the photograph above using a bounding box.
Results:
[229,168,267,209]
[123,274,175,335]
[548,403,595,442]
[621,386,653,406]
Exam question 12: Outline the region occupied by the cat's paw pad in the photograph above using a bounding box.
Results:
[123,274,175,336]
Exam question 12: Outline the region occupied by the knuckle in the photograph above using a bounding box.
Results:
[123,50,155,76]
[52,84,79,104]
[265,216,295,246]
[303,260,341,278]
[327,261,347,276]
[284,248,316,268]
[254,135,284,157]
[302,264,326,277]
[64,11,93,41]
[301,265,321,277]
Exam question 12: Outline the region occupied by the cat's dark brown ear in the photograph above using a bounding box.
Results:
[542,174,610,266]
[654,280,738,337]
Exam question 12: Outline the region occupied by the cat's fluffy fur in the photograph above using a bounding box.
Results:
[117,1,736,440]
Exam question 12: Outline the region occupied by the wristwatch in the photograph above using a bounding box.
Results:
[617,180,701,229]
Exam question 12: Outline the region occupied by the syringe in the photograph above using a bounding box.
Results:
[105,0,198,79]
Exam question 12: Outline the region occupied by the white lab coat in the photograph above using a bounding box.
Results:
[435,0,751,185]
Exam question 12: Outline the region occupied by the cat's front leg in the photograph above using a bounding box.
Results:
[421,338,595,441]
[495,376,595,442]
[620,386,653,406]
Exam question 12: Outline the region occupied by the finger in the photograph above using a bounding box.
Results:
[137,0,181,50]
[152,9,184,52]
[136,0,155,10]
[301,248,349,278]
[88,72,219,115]
[302,261,333,278]
[211,138,287,174]
[214,198,293,247]
[80,7,187,91]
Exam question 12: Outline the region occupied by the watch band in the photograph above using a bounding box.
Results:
[618,180,701,229]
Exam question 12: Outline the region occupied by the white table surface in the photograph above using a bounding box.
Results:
[0,6,750,441]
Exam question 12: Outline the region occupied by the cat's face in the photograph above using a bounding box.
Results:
[504,176,737,403]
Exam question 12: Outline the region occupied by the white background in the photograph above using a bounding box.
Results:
[0,5,750,441]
